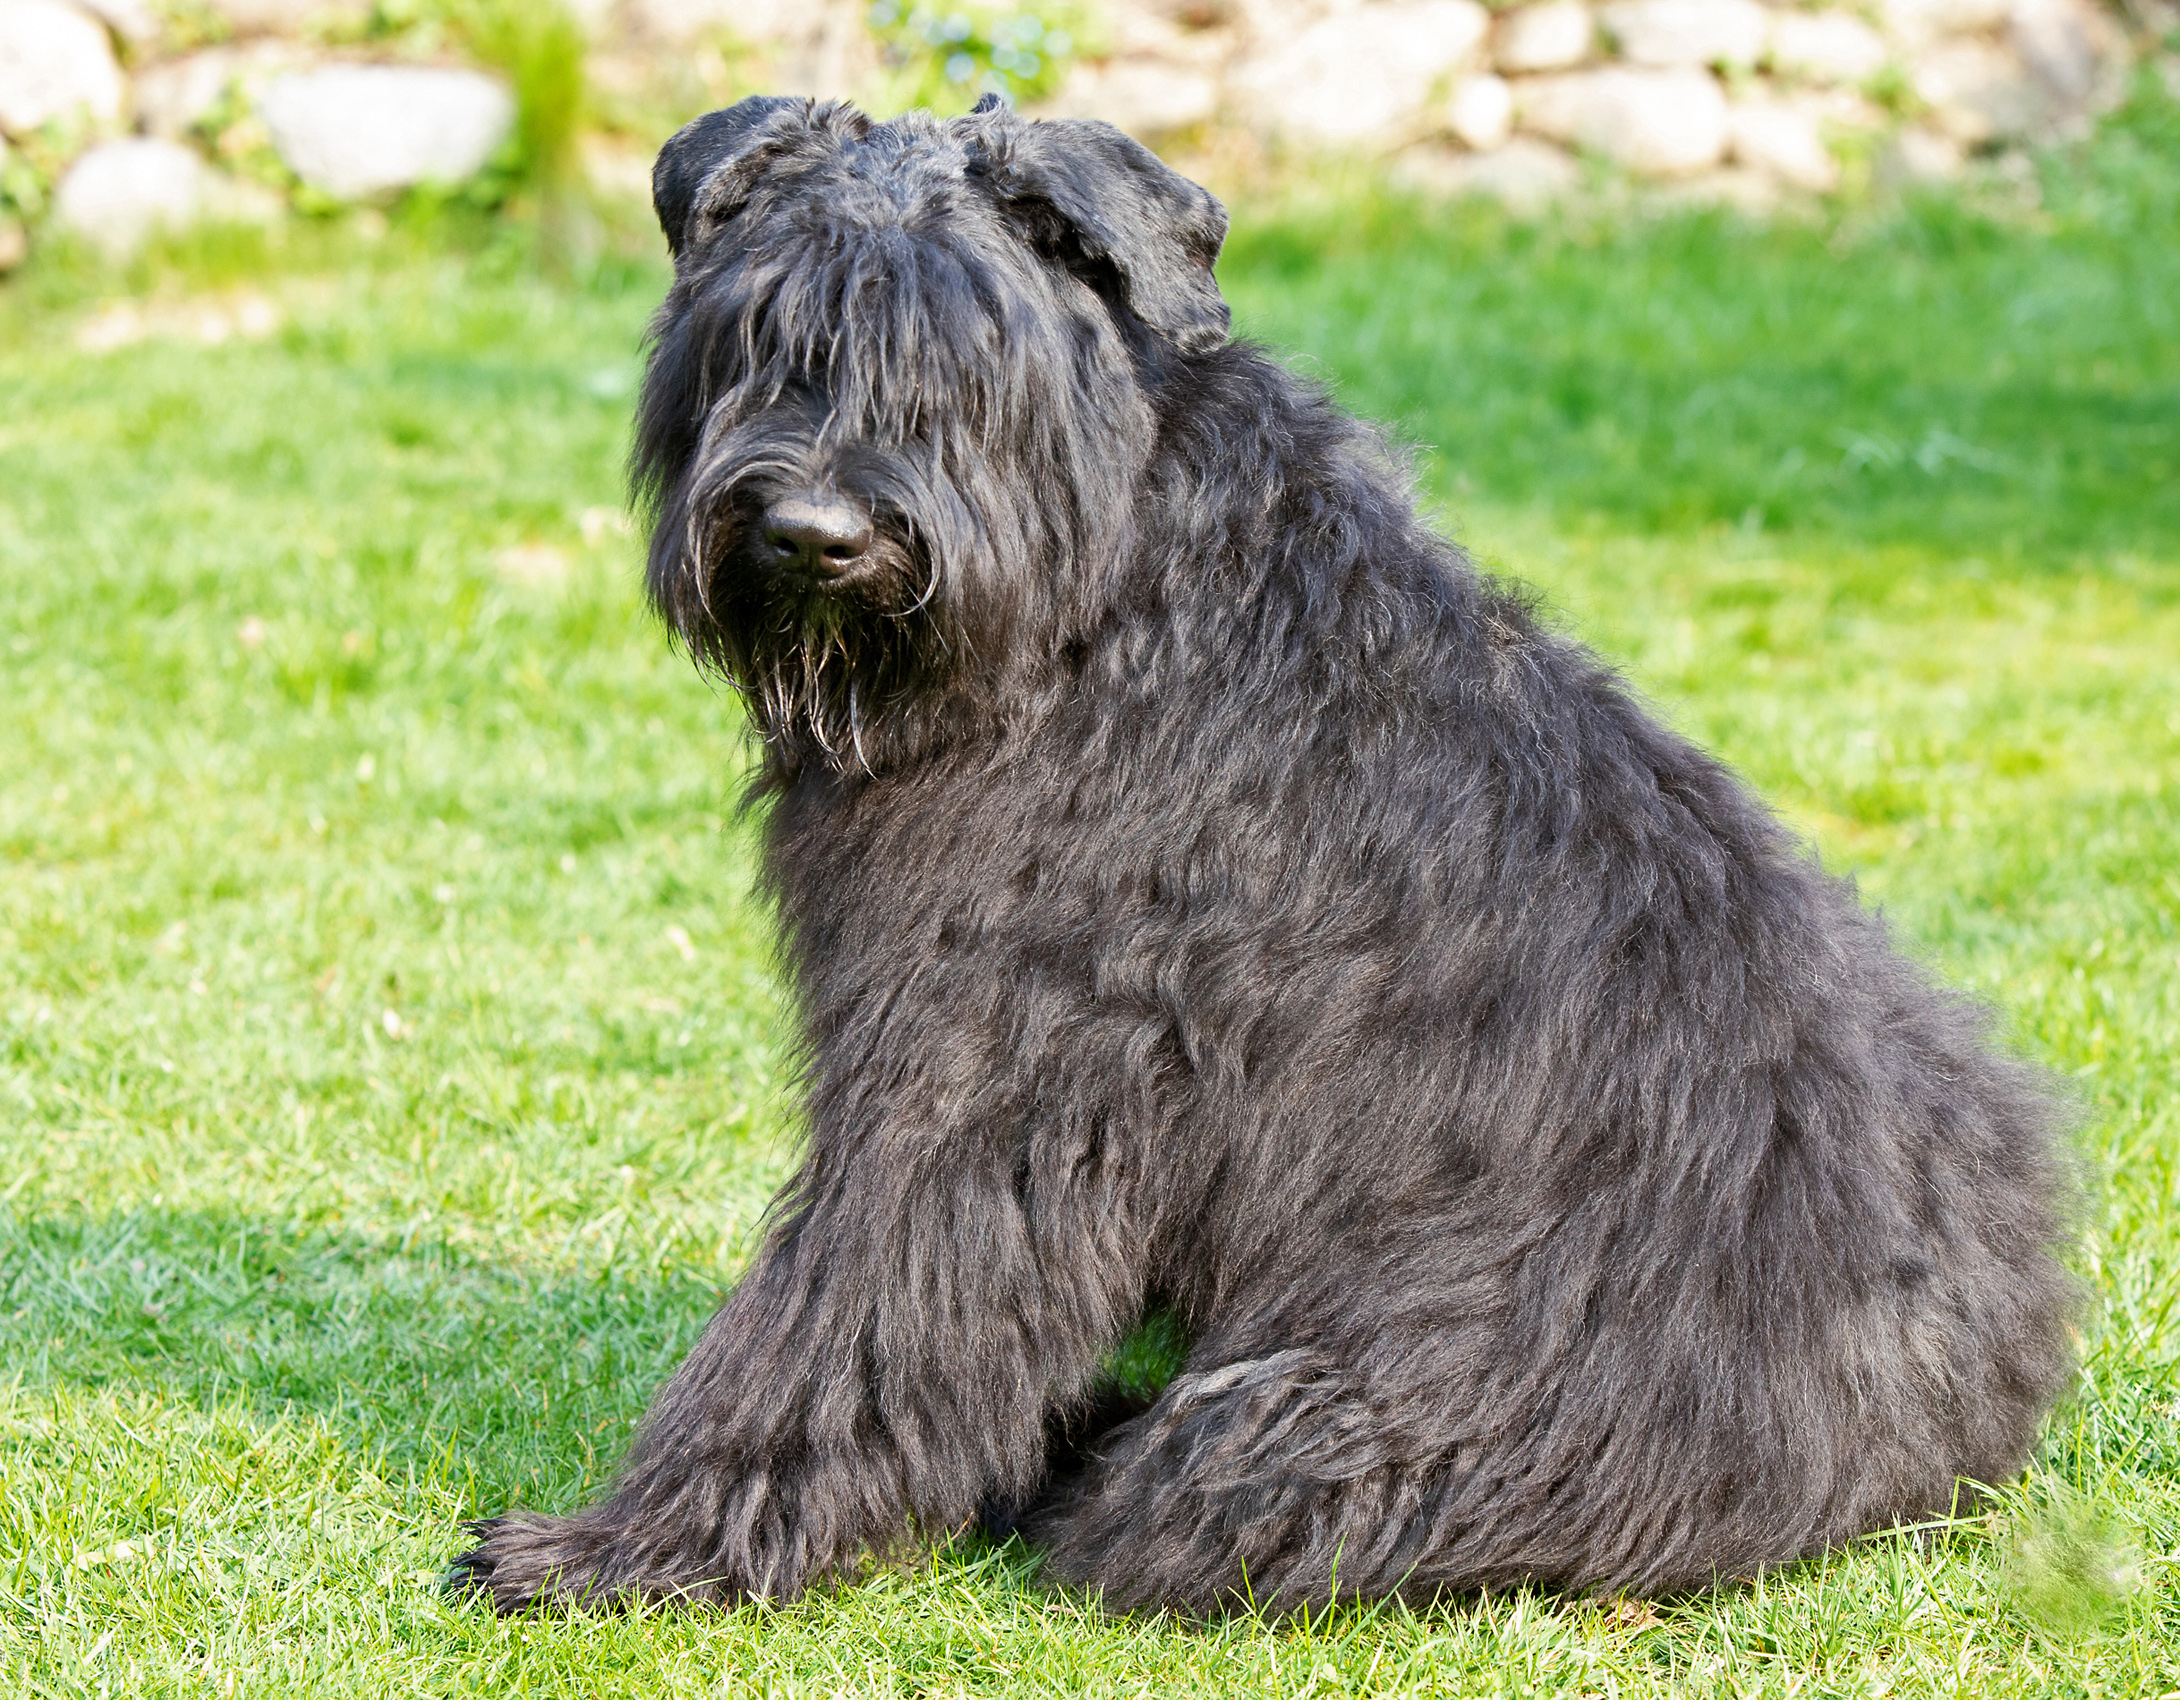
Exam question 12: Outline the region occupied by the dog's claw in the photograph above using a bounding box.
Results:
[439,1517,506,1607]
[442,1514,621,1615]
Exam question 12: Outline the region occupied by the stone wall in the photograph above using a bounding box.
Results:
[0,0,2159,271]
[1065,0,2145,208]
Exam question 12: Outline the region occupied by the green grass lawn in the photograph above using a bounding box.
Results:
[3,86,2178,1697]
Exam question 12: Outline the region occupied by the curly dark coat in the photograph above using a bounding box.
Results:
[450,95,2076,1617]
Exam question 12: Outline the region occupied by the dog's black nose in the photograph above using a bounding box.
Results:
[763,497,873,578]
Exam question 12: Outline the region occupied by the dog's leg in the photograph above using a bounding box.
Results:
[978,1383,1158,1544]
[1024,1329,1723,1615]
[1030,1215,2058,1617]
[448,1145,1140,1611]
[1022,1342,1447,1615]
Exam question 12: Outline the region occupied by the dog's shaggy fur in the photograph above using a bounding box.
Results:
[450,96,2077,1616]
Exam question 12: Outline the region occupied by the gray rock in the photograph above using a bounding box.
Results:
[1493,0,1593,73]
[2009,0,2121,108]
[1911,40,2046,143]
[1597,0,1767,69]
[53,136,208,257]
[0,0,124,137]
[1446,72,1514,150]
[1517,65,1729,173]
[1232,0,1492,146]
[1726,96,1840,191]
[1767,12,1889,86]
[1395,135,1580,210]
[258,65,514,200]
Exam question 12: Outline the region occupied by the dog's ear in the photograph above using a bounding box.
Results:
[979,119,1230,355]
[653,97,800,258]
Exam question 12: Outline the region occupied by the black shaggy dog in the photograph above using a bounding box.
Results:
[451,95,2076,1616]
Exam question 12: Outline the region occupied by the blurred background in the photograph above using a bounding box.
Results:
[3,2,2178,1694]
[0,0,2165,269]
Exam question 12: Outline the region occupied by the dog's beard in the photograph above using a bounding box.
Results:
[694,513,951,779]
[748,589,920,774]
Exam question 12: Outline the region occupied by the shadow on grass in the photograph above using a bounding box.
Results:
[0,1203,717,1520]
[12,1204,2117,1673]
[1,1203,1198,1532]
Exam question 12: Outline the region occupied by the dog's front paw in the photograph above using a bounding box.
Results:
[444,1514,629,1614]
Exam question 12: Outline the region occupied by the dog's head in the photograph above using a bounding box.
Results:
[633,96,1229,782]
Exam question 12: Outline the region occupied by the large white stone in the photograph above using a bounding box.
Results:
[1232,0,1492,145]
[1447,72,1514,149]
[1597,0,1767,68]
[1726,96,1839,190]
[1767,12,1889,85]
[1493,0,1592,73]
[1517,65,1728,173]
[1051,59,1220,137]
[0,0,124,137]
[53,136,208,256]
[1911,39,2046,142]
[2010,0,2118,107]
[259,65,514,200]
